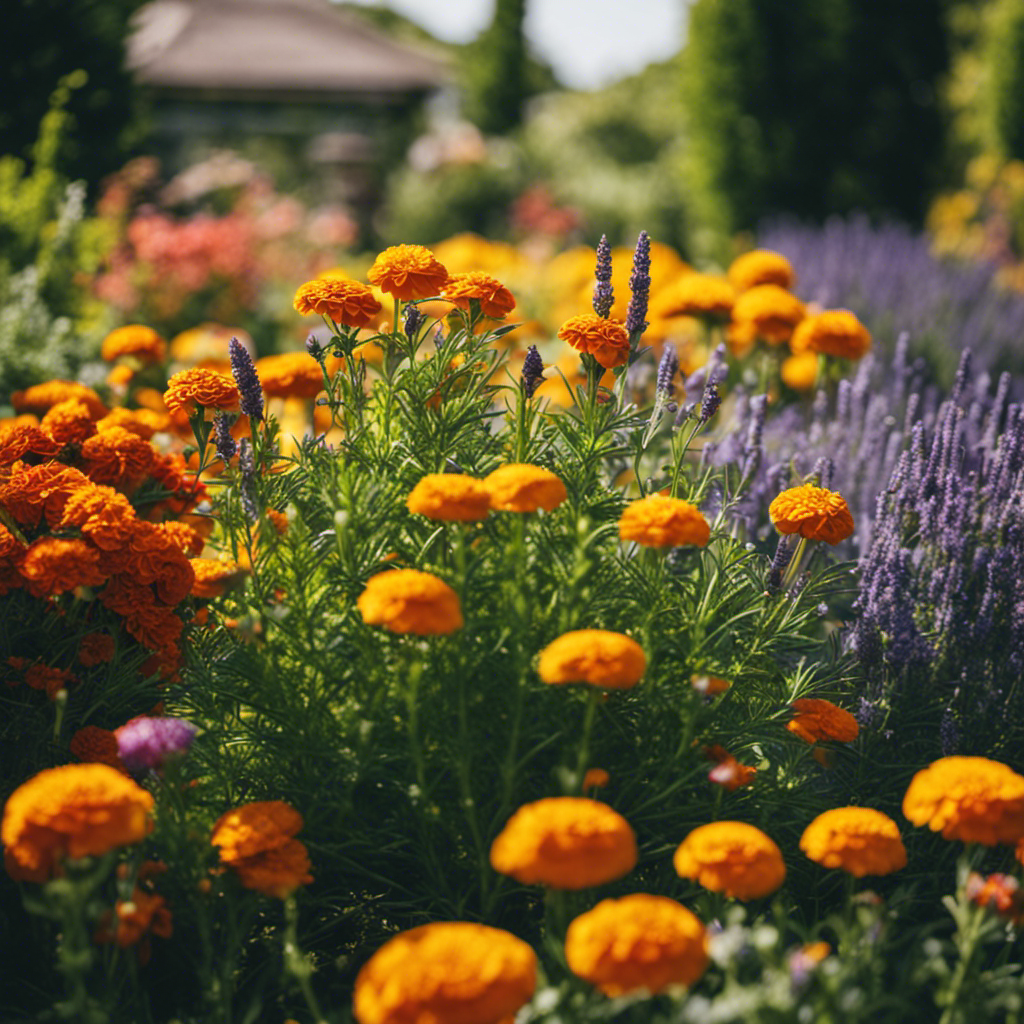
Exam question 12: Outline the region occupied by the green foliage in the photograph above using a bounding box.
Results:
[463,0,530,135]
[982,0,1024,159]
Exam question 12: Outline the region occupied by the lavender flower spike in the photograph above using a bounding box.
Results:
[115,716,199,775]
[699,379,721,424]
[403,304,425,339]
[592,234,614,318]
[521,345,545,399]
[656,343,678,396]
[213,412,238,462]
[229,337,264,420]
[624,230,651,336]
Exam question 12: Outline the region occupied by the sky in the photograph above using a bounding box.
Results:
[346,0,687,90]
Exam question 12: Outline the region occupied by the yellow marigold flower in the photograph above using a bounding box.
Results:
[727,249,796,293]
[732,284,806,344]
[254,352,325,399]
[211,800,312,898]
[442,271,516,319]
[769,483,854,545]
[407,473,492,522]
[293,277,382,328]
[490,797,637,889]
[366,243,449,301]
[618,495,710,548]
[786,698,860,744]
[800,807,907,877]
[673,821,786,900]
[107,365,135,390]
[163,368,239,415]
[101,325,166,364]
[538,629,646,689]
[190,558,245,599]
[780,351,819,391]
[790,311,872,360]
[353,922,537,1024]
[357,568,463,635]
[12,380,108,419]
[902,756,1024,845]
[653,274,735,322]
[565,894,709,996]
[2,764,154,882]
[483,464,567,513]
[557,313,631,369]
[69,726,123,769]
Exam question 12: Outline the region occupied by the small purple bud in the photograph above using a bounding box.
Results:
[767,534,794,593]
[656,343,678,396]
[592,235,614,319]
[403,304,425,339]
[213,412,237,462]
[699,380,722,424]
[624,230,651,336]
[115,716,199,775]
[229,337,264,421]
[521,345,545,399]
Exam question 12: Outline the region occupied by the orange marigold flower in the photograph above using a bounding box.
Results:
[254,352,325,399]
[96,407,169,440]
[786,698,860,745]
[163,368,239,416]
[406,473,492,522]
[190,558,245,599]
[293,277,383,328]
[101,325,166,364]
[583,768,610,792]
[732,284,806,344]
[483,463,567,513]
[2,764,154,882]
[442,271,516,319]
[41,400,97,445]
[769,483,854,545]
[490,797,637,889]
[159,521,205,557]
[557,313,631,369]
[618,495,710,548]
[109,521,195,606]
[211,800,313,898]
[69,725,123,768]
[265,509,290,535]
[691,674,731,695]
[902,756,1024,845]
[673,821,786,900]
[18,537,108,597]
[781,351,819,391]
[705,746,757,791]
[538,629,646,689]
[357,569,463,635]
[12,380,107,419]
[565,894,709,996]
[353,922,536,1024]
[966,872,1024,922]
[59,483,137,550]
[0,461,90,528]
[366,243,449,301]
[80,427,156,487]
[98,890,173,948]
[78,633,116,667]
[790,311,872,361]
[800,807,907,877]
[25,663,77,699]
[106,364,135,390]
[654,273,736,321]
[727,249,796,293]
[0,423,59,464]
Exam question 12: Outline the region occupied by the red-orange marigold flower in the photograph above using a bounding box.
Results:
[163,369,239,415]
[538,629,646,689]
[40,400,97,445]
[80,427,156,487]
[2,764,154,881]
[78,633,116,667]
[558,313,631,369]
[25,663,77,699]
[800,807,907,877]
[59,483,137,550]
[769,484,854,545]
[674,821,786,900]
[98,890,174,948]
[565,894,709,996]
[159,521,205,557]
[490,797,638,889]
[0,423,59,464]
[18,537,108,597]
[69,725,123,768]
[705,746,757,791]
[357,569,463,635]
[0,462,90,528]
[786,698,860,744]
[618,495,710,548]
[442,271,516,319]
[367,244,449,301]
[101,325,166,364]
[293,277,383,328]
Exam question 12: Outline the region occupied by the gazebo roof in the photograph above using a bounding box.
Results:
[128,0,449,96]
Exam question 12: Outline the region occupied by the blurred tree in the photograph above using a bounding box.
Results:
[463,0,530,135]
[682,0,954,250]
[983,0,1024,159]
[0,0,148,190]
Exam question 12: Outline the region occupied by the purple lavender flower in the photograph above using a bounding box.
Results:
[656,343,678,396]
[229,337,264,421]
[521,345,545,399]
[592,234,614,319]
[403,304,425,339]
[699,380,722,424]
[213,412,237,462]
[115,716,199,775]
[624,230,651,336]
[237,438,260,522]
[766,535,793,594]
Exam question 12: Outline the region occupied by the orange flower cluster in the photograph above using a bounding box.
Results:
[190,558,245,599]
[367,244,449,301]
[966,872,1024,923]
[565,894,709,995]
[254,352,325,399]
[357,569,463,635]
[41,400,96,445]
[787,698,860,745]
[769,484,855,545]
[558,313,631,369]
[12,380,108,419]
[618,495,710,548]
[442,271,516,319]
[800,808,907,877]
[538,629,646,689]
[211,800,313,898]
[97,890,174,951]
[293,277,382,328]
[732,285,806,345]
[490,797,637,889]
[78,633,116,667]
[2,764,153,882]
[0,423,59,464]
[483,464,567,512]
[790,310,872,361]
[654,274,736,322]
[163,368,239,415]
[673,821,786,900]
[406,473,492,522]
[353,922,536,1024]
[727,249,796,293]
[902,756,1024,845]
[101,325,167,364]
